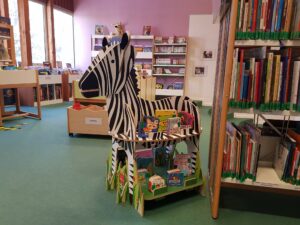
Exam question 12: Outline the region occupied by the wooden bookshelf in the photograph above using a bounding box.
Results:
[0,23,16,66]
[209,0,300,219]
[62,71,83,102]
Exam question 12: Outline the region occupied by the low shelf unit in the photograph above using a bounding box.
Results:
[0,70,41,126]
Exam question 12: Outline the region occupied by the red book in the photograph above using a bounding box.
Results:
[285,48,292,102]
[247,140,253,174]
[248,70,253,102]
[252,0,258,32]
[291,147,298,177]
[238,49,245,100]
[254,61,261,104]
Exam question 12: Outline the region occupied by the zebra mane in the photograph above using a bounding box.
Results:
[129,68,140,96]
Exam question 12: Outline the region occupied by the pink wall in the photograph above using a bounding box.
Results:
[73,0,212,70]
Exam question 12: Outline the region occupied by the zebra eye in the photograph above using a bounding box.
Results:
[111,59,115,63]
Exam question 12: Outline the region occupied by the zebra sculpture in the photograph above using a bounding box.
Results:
[79,33,203,214]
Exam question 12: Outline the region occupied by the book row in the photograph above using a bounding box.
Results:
[229,47,300,111]
[235,0,300,40]
[138,110,194,138]
[223,121,300,185]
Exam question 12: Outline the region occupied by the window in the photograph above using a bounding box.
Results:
[29,0,47,64]
[54,9,74,68]
[8,0,21,64]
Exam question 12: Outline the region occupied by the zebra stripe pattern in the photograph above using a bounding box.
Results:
[79,33,201,199]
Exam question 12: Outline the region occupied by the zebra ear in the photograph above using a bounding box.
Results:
[102,37,109,48]
[120,33,129,49]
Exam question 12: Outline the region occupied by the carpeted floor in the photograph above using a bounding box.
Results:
[1,103,300,225]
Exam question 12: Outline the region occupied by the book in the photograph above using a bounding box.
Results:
[167,169,184,186]
[166,117,181,135]
[155,110,177,132]
[174,153,192,176]
[138,116,159,138]
[178,111,194,129]
[148,175,166,192]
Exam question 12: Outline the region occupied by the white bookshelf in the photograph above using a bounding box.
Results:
[155,89,183,96]
[229,108,300,122]
[152,73,185,77]
[154,43,187,46]
[235,40,300,47]
[36,75,63,106]
[154,53,186,56]
[153,64,186,67]
[135,52,153,59]
[222,167,300,192]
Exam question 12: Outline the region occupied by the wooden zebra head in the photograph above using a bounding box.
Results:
[79,33,138,98]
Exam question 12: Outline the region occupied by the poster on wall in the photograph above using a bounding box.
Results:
[194,66,208,77]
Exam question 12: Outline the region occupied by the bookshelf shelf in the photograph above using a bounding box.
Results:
[229,108,300,121]
[0,35,10,40]
[153,64,186,67]
[155,89,183,96]
[154,52,187,56]
[235,40,300,47]
[0,23,16,66]
[222,167,300,193]
[154,43,187,46]
[152,73,185,77]
[135,52,153,59]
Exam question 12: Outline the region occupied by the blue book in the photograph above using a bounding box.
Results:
[240,63,246,101]
[242,71,250,101]
[271,0,278,32]
[276,0,284,32]
[279,56,288,104]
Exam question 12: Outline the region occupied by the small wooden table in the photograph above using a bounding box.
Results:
[0,70,41,126]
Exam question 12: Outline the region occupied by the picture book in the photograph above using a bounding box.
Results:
[138,116,159,138]
[167,169,184,186]
[135,148,153,173]
[178,111,194,129]
[148,175,166,192]
[155,110,177,132]
[166,117,181,135]
[174,153,192,176]
[153,146,173,176]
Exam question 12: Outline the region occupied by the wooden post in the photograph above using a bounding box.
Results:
[18,0,32,66]
[211,0,238,219]
[0,0,9,17]
[46,0,56,68]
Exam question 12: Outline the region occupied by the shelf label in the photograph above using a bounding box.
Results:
[85,117,102,125]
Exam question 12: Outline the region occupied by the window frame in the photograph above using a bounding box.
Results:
[53,6,75,68]
[29,0,48,64]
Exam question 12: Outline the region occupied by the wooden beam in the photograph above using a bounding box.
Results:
[18,0,32,66]
[46,0,56,68]
[0,0,9,17]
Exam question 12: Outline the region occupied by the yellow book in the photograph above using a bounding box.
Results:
[273,55,281,103]
[155,110,177,132]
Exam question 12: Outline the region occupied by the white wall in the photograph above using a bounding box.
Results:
[185,15,219,106]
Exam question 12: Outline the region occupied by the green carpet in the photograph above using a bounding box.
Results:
[0,103,300,225]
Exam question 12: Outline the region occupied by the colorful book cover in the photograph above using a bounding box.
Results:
[167,171,184,186]
[136,148,153,172]
[155,110,177,132]
[178,111,194,129]
[166,117,181,135]
[174,154,192,176]
[138,116,159,138]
